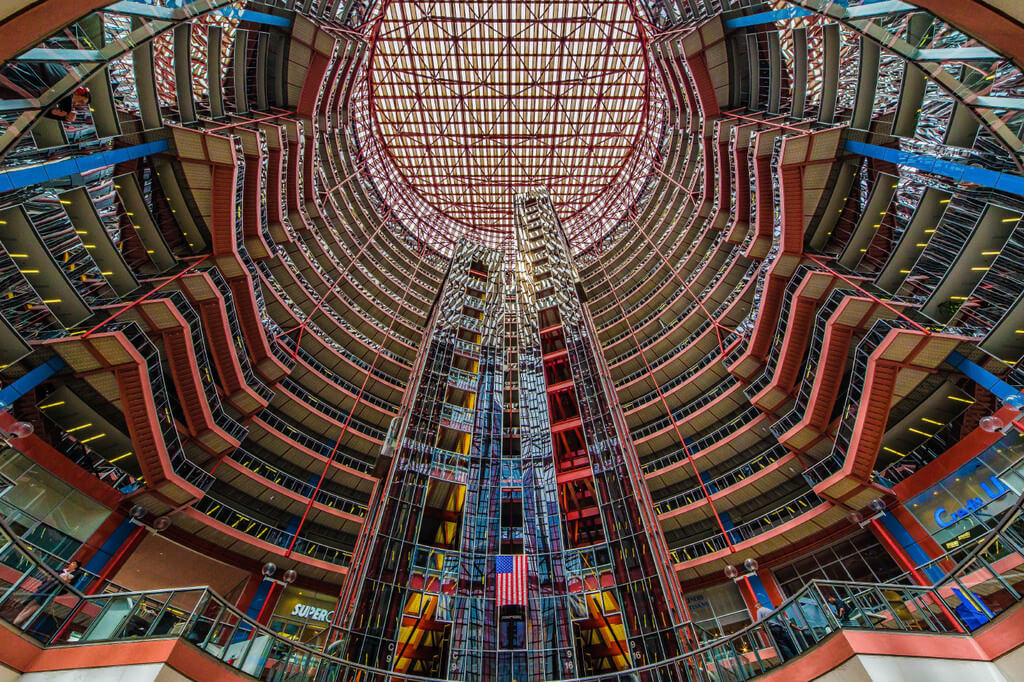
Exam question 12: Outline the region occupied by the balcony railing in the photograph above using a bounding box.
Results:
[0,488,1023,681]
[769,288,850,437]
[629,376,740,441]
[256,409,375,475]
[278,376,386,441]
[202,266,274,403]
[192,495,352,567]
[641,405,763,474]
[117,321,214,492]
[620,335,738,412]
[668,489,825,563]
[227,447,368,518]
[654,443,789,514]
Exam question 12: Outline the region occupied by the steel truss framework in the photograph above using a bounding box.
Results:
[356,0,666,253]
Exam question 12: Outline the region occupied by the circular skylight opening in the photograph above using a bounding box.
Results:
[360,0,663,253]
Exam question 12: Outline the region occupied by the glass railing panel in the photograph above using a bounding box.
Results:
[3,472,1024,680]
[183,597,229,651]
[0,539,82,643]
[948,558,1022,623]
[199,608,246,660]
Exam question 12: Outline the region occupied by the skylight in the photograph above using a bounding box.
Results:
[354,0,665,253]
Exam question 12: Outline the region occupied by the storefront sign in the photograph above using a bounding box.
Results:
[933,475,1010,528]
[291,603,335,623]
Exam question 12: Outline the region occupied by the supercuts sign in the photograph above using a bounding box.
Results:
[291,603,334,623]
[933,475,1011,528]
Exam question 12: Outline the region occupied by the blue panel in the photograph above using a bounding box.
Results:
[879,512,944,582]
[724,7,811,29]
[6,166,49,188]
[81,518,136,578]
[0,140,169,192]
[219,7,292,27]
[245,580,273,620]
[238,578,272,639]
[845,140,1024,197]
[43,158,79,181]
[945,351,1022,402]
[0,356,65,410]
[719,511,742,545]
[746,574,773,607]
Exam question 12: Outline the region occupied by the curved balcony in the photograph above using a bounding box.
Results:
[185,494,352,577]
[642,405,769,481]
[654,443,791,517]
[253,409,376,477]
[668,488,832,568]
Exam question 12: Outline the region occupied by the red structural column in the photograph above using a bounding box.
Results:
[757,569,785,607]
[234,573,265,614]
[736,576,760,619]
[869,518,928,586]
[889,505,952,571]
[893,406,1017,501]
[255,581,284,625]
[868,517,966,634]
[0,413,121,511]
[74,513,127,567]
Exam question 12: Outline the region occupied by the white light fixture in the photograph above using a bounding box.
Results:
[0,421,34,439]
[849,499,887,528]
[979,415,1006,433]
[724,559,759,582]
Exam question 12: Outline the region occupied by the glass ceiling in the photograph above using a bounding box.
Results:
[355,0,665,253]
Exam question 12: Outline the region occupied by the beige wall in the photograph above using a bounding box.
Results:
[817,654,1012,682]
[18,663,191,682]
[0,663,19,682]
[994,641,1024,680]
[112,534,250,599]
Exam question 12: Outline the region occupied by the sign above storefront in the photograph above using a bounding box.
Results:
[933,475,1010,528]
[291,603,334,623]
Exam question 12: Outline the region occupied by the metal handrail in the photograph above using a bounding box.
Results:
[0,501,1018,681]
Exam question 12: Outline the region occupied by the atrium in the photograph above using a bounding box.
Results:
[0,1,1023,680]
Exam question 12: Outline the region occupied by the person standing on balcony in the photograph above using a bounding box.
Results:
[45,85,90,123]
[757,601,798,662]
[0,62,90,123]
[13,559,79,628]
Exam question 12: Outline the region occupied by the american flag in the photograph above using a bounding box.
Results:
[495,554,528,608]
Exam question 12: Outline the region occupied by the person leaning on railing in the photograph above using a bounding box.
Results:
[0,62,90,123]
[45,85,90,123]
[12,559,79,628]
[757,601,798,662]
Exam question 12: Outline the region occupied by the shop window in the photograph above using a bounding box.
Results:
[905,436,1024,552]
[773,531,901,597]
[0,447,109,556]
[684,582,751,642]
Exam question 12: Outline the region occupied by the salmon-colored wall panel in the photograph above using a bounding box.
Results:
[113,533,250,598]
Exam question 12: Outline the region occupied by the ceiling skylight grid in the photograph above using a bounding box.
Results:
[354,0,666,253]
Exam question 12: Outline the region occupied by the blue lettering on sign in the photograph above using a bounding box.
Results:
[933,476,1011,528]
